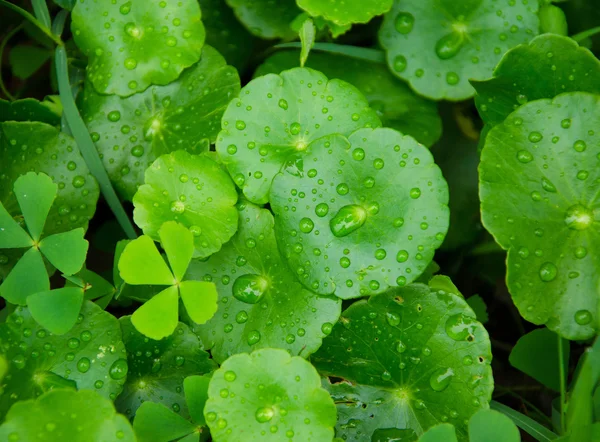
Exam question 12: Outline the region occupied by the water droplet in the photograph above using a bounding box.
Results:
[299,217,314,233]
[170,201,185,214]
[539,262,558,282]
[573,140,587,152]
[386,312,401,327]
[574,310,592,325]
[109,359,128,380]
[393,55,407,72]
[321,322,333,335]
[564,204,593,230]
[224,370,237,382]
[445,314,476,341]
[235,120,246,130]
[396,250,409,263]
[574,246,587,259]
[516,150,533,163]
[410,188,421,199]
[541,177,556,193]
[107,111,121,122]
[290,122,301,135]
[278,99,288,110]
[236,310,248,323]
[77,357,90,373]
[232,274,268,304]
[395,12,414,34]
[528,131,543,143]
[72,176,86,188]
[429,367,454,392]
[131,145,144,157]
[446,72,459,85]
[352,148,365,161]
[396,341,407,353]
[381,371,392,381]
[435,32,464,59]
[247,330,261,345]
[561,118,571,129]
[124,58,137,70]
[255,407,274,423]
[329,205,367,238]
[119,2,131,14]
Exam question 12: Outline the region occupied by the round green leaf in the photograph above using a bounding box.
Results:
[270,129,449,299]
[255,50,442,147]
[133,150,238,258]
[312,282,493,441]
[205,348,337,441]
[186,202,341,363]
[224,0,300,39]
[79,45,241,200]
[0,301,128,418]
[472,34,600,127]
[71,0,205,96]
[115,317,217,419]
[0,97,61,126]
[379,0,539,100]
[479,92,600,340]
[298,0,392,26]
[0,389,135,442]
[216,67,381,204]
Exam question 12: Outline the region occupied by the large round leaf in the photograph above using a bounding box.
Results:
[133,150,238,259]
[186,202,341,363]
[479,92,600,340]
[255,50,442,147]
[472,34,600,128]
[71,0,205,96]
[379,0,539,100]
[270,129,449,299]
[0,301,128,418]
[205,348,337,441]
[312,282,493,441]
[216,67,381,204]
[115,317,217,419]
[0,389,135,442]
[225,0,300,39]
[298,0,392,26]
[79,46,240,200]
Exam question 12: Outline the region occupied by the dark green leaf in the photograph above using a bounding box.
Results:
[0,247,48,305]
[9,44,51,80]
[466,295,489,325]
[0,98,61,126]
[133,402,197,442]
[225,0,300,39]
[184,375,212,426]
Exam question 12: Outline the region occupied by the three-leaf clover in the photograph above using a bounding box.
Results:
[479,92,600,340]
[312,280,493,441]
[118,221,218,340]
[204,348,337,441]
[379,0,539,100]
[270,129,449,299]
[0,172,89,307]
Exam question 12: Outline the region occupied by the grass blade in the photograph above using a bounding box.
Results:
[30,0,52,30]
[491,401,558,441]
[55,46,137,239]
[274,42,386,64]
[0,0,61,46]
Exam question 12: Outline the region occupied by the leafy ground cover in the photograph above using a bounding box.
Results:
[0,0,599,441]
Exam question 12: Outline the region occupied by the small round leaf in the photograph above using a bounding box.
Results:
[186,202,341,363]
[71,0,205,96]
[379,0,539,100]
[133,150,238,259]
[312,282,493,441]
[225,0,300,39]
[216,67,381,204]
[205,348,337,441]
[0,301,128,418]
[270,129,449,299]
[297,0,392,26]
[479,92,600,340]
[79,46,240,200]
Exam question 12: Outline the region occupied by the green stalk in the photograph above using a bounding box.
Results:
[0,0,61,46]
[274,42,386,64]
[55,47,137,239]
[491,401,558,441]
[30,0,52,30]
[571,26,600,43]
[557,334,566,434]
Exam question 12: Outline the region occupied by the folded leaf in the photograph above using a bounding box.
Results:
[118,235,174,286]
[13,172,57,241]
[0,247,48,305]
[133,402,196,442]
[178,280,218,325]
[39,228,88,275]
[27,287,84,335]
[159,221,194,282]
[131,286,179,340]
[184,374,212,426]
[0,203,32,248]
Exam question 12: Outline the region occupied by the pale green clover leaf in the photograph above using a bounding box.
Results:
[133,150,238,259]
[225,0,301,39]
[71,0,205,96]
[255,50,442,147]
[419,410,520,442]
[479,92,600,340]
[0,301,128,418]
[79,45,241,200]
[204,348,337,441]
[379,0,539,100]
[133,375,212,442]
[216,67,381,204]
[312,281,493,441]
[0,172,89,305]
[0,389,135,442]
[270,129,449,299]
[118,221,218,340]
[185,201,341,363]
[298,0,392,26]
[472,34,600,128]
[116,316,216,419]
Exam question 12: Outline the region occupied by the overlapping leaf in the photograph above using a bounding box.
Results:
[297,0,392,26]
[225,0,300,39]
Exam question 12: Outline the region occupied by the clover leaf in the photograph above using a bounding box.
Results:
[133,150,238,258]
[479,92,600,340]
[0,389,135,442]
[79,46,241,200]
[225,0,301,39]
[0,301,128,418]
[116,316,217,419]
[185,201,340,362]
[0,97,61,125]
[216,67,381,204]
[311,281,493,441]
[419,410,520,442]
[133,375,211,442]
[118,221,218,340]
[255,50,442,147]
[204,348,337,441]
[270,129,449,299]
[0,172,89,306]
[379,0,539,100]
[297,0,392,26]
[71,0,205,96]
[472,34,600,128]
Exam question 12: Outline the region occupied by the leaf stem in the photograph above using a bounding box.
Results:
[0,0,62,46]
[557,334,566,434]
[571,26,600,43]
[274,42,386,64]
[0,23,24,101]
[55,46,137,239]
[30,0,52,31]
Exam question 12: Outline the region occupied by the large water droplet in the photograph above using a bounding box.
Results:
[541,177,556,193]
[564,204,593,230]
[435,32,464,59]
[445,314,476,341]
[539,262,558,282]
[232,274,268,304]
[109,359,128,380]
[395,12,414,34]
[429,367,454,392]
[386,312,401,327]
[329,205,367,238]
[574,310,592,325]
[255,407,274,423]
